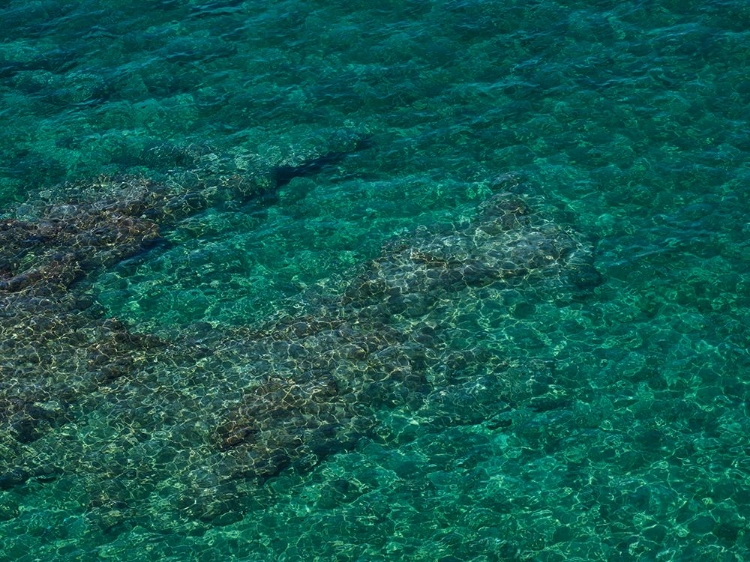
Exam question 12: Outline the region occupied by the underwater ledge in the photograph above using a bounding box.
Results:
[0,140,600,533]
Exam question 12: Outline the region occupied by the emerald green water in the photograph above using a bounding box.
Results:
[1,0,749,560]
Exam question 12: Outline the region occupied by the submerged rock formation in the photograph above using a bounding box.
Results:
[344,192,601,319]
[0,152,600,531]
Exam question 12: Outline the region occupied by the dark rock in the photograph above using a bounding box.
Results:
[0,151,599,527]
[0,469,30,490]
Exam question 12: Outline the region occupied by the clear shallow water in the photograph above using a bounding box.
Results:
[1,0,749,560]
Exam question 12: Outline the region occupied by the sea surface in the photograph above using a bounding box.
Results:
[1,0,749,560]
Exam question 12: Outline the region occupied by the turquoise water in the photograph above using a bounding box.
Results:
[1,0,749,560]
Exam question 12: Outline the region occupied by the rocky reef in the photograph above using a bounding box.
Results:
[0,148,600,533]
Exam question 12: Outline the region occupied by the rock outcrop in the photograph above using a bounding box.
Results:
[0,154,600,531]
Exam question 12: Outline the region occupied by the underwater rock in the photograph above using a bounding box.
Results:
[178,191,599,498]
[344,192,600,318]
[208,317,430,483]
[0,152,599,529]
[0,137,372,480]
[1,132,372,299]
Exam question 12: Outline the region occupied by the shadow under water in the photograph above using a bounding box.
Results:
[0,139,600,535]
